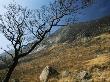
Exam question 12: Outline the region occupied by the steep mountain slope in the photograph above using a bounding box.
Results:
[0,33,109,82]
[0,16,110,56]
[49,16,110,43]
[0,16,110,82]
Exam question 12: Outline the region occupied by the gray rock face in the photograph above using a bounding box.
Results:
[61,70,70,78]
[39,66,49,82]
[78,71,92,80]
[39,66,59,82]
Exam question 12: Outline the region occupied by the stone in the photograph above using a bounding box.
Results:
[78,70,92,80]
[61,70,70,78]
[39,66,59,82]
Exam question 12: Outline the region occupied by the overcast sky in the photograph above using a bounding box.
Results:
[0,0,110,54]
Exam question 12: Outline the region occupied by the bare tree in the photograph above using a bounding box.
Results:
[0,0,94,82]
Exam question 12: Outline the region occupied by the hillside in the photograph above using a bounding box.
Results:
[0,16,110,56]
[0,32,109,82]
[0,16,110,82]
[49,16,110,43]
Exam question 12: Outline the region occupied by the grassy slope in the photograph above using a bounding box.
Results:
[0,33,109,82]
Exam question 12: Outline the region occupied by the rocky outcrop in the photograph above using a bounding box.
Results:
[78,70,92,80]
[61,70,70,78]
[39,66,59,82]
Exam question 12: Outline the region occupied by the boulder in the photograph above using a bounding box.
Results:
[61,70,70,78]
[39,66,59,82]
[78,70,92,80]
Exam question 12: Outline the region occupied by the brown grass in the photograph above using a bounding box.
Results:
[0,33,110,82]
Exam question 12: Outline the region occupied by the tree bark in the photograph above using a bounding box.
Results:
[3,60,18,82]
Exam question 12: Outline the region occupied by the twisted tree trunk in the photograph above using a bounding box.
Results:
[3,60,18,82]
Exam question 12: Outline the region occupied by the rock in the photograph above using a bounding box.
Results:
[49,67,60,77]
[39,66,49,82]
[39,66,59,82]
[78,70,92,80]
[61,70,70,78]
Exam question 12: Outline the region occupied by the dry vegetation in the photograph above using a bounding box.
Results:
[0,33,110,82]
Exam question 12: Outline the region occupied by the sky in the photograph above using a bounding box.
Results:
[78,0,110,21]
[0,0,53,54]
[0,0,110,54]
